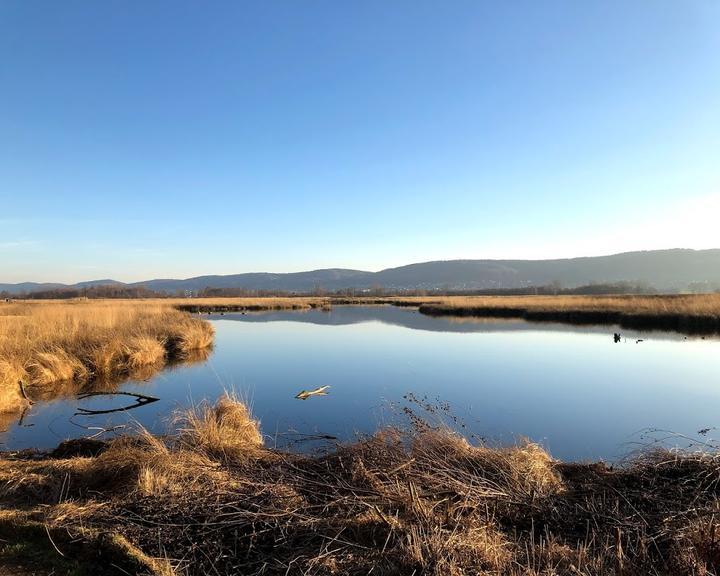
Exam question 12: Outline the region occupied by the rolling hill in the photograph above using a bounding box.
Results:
[2,249,720,294]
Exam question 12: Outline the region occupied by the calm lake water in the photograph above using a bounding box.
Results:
[3,306,720,461]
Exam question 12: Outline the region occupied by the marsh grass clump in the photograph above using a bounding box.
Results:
[174,393,263,461]
[0,301,215,413]
[124,335,167,370]
[26,347,90,385]
[168,318,215,356]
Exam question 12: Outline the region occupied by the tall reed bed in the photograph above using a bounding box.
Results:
[0,300,214,412]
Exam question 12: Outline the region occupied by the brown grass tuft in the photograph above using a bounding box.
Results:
[175,393,263,461]
[170,320,215,356]
[124,335,167,369]
[26,348,89,386]
[412,429,562,499]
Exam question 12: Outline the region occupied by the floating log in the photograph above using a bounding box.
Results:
[295,385,330,400]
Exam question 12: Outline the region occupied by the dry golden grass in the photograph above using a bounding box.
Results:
[125,335,167,370]
[378,294,720,333]
[0,507,175,576]
[167,293,720,323]
[0,300,214,413]
[169,317,215,353]
[2,395,720,575]
[0,359,26,413]
[410,293,720,316]
[169,296,333,313]
[174,392,263,461]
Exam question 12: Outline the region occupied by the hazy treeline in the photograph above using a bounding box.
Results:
[0,281,698,300]
[0,284,168,300]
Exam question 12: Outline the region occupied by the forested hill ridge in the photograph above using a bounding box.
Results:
[3,249,720,295]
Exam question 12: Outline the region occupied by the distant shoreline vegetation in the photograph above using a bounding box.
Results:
[169,294,720,335]
[413,294,720,335]
[3,280,719,301]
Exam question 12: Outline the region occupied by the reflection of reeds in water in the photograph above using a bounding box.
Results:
[443,315,526,326]
[21,355,208,405]
[172,345,212,367]
[0,349,213,444]
[0,301,215,415]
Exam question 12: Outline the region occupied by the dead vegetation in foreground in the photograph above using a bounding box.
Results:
[0,301,214,414]
[2,395,720,575]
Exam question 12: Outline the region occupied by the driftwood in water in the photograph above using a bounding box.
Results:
[294,385,330,400]
[75,391,160,415]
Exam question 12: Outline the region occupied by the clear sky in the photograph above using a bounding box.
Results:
[1,1,719,283]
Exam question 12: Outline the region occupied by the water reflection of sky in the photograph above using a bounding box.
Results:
[4,306,720,461]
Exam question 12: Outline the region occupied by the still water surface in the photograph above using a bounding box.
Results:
[4,306,720,461]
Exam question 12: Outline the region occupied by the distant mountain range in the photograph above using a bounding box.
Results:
[2,249,720,295]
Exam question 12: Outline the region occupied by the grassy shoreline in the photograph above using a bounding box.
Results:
[1,395,719,575]
[415,295,720,334]
[0,301,214,414]
[172,294,720,334]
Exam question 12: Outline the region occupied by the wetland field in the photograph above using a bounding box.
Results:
[2,295,720,575]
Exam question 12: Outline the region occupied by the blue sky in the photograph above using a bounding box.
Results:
[1,1,719,283]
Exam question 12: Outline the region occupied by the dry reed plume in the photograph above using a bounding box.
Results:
[2,396,720,575]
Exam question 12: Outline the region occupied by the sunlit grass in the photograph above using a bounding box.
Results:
[0,300,214,412]
[409,293,720,316]
[167,293,720,319]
